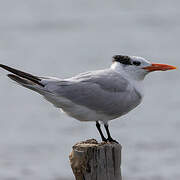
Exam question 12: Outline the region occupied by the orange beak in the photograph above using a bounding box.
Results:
[143,63,177,72]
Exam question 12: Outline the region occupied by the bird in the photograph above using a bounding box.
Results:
[0,55,176,143]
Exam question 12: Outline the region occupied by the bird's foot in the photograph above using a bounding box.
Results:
[107,138,119,144]
[101,137,108,142]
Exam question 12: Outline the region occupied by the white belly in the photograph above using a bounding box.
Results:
[43,93,117,122]
[42,91,142,123]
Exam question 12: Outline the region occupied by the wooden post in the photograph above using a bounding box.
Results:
[69,139,122,180]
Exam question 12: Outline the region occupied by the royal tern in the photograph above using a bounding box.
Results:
[0,55,176,143]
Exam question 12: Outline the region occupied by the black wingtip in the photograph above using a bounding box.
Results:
[0,64,44,87]
[0,64,41,80]
[7,74,30,85]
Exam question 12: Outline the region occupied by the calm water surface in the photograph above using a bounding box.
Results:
[0,0,180,180]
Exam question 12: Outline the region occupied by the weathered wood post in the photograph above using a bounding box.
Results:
[69,139,122,180]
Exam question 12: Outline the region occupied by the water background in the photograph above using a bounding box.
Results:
[0,0,180,179]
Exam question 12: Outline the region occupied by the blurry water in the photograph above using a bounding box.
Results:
[0,0,180,179]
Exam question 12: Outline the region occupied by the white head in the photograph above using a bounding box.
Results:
[111,55,176,81]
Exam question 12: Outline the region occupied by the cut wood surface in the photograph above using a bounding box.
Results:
[69,139,122,180]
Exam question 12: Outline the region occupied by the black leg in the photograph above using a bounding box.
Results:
[104,123,119,143]
[96,121,107,142]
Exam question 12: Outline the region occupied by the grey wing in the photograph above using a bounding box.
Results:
[49,70,135,116]
[66,69,128,92]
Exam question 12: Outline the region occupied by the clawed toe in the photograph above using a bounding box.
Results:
[102,137,107,142]
[107,138,119,144]
[96,121,119,144]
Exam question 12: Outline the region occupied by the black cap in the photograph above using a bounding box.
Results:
[112,55,132,65]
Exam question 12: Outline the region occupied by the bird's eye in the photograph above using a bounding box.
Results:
[133,61,141,66]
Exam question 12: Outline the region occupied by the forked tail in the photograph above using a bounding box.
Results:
[0,64,44,86]
[0,64,46,93]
